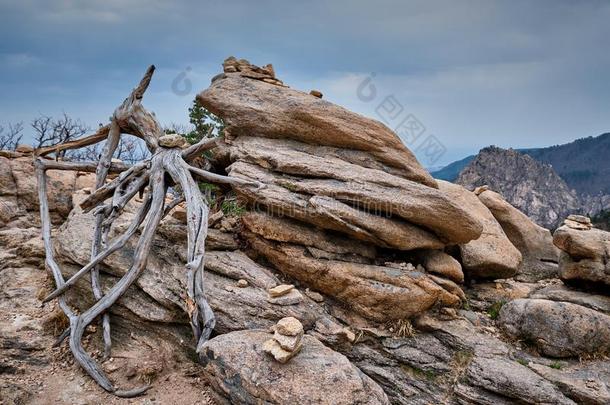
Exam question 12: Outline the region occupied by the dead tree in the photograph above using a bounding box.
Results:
[36,66,260,397]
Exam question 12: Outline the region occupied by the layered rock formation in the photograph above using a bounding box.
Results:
[198,60,486,321]
[553,218,610,287]
[476,188,559,281]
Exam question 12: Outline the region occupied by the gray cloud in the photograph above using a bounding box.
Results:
[1,0,609,165]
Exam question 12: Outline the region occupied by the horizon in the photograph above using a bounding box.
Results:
[1,0,609,166]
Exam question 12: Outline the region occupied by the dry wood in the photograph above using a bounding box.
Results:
[33,65,249,397]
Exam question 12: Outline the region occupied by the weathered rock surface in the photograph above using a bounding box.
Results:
[438,180,522,279]
[54,194,338,334]
[478,189,559,281]
[245,230,462,321]
[199,73,435,187]
[499,298,610,357]
[0,157,95,226]
[416,249,464,284]
[553,224,610,287]
[200,330,389,405]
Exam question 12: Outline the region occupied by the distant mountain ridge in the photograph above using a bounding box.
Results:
[455,146,582,228]
[432,133,610,197]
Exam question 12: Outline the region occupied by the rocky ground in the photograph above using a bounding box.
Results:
[1,58,609,404]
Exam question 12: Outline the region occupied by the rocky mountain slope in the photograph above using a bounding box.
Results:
[456,146,581,228]
[523,133,610,196]
[1,58,609,404]
[432,134,610,228]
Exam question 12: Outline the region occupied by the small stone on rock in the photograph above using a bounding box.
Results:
[275,317,304,336]
[273,330,302,351]
[237,279,249,288]
[268,284,294,297]
[304,289,324,302]
[309,90,323,98]
[159,133,188,148]
[262,338,301,363]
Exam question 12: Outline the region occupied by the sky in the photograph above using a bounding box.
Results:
[1,0,609,167]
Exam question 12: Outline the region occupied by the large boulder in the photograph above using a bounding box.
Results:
[477,189,559,281]
[199,71,434,187]
[553,224,610,287]
[437,180,522,279]
[499,298,610,357]
[199,329,389,404]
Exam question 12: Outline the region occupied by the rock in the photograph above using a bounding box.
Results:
[437,180,522,279]
[528,362,610,405]
[309,90,323,98]
[198,72,436,187]
[564,218,591,230]
[553,225,610,287]
[267,288,303,306]
[304,289,324,303]
[268,284,294,298]
[158,133,187,148]
[228,138,483,244]
[15,144,34,153]
[273,330,302,352]
[477,189,559,281]
[416,250,464,283]
[0,157,95,225]
[458,356,575,404]
[240,186,446,251]
[567,214,592,225]
[237,279,248,288]
[275,317,303,336]
[243,211,376,260]
[499,298,610,357]
[262,338,301,363]
[246,232,462,321]
[200,330,389,404]
[531,284,610,314]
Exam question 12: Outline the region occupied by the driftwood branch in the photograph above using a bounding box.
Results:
[35,65,218,397]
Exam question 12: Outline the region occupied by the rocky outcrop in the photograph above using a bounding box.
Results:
[553,221,610,287]
[196,60,486,321]
[499,298,610,357]
[200,329,389,405]
[200,68,436,187]
[54,192,340,335]
[456,146,581,228]
[0,156,95,227]
[437,180,522,279]
[477,188,559,281]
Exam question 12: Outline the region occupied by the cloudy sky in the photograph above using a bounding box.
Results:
[1,0,609,166]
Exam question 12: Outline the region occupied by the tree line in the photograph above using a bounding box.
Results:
[0,99,223,164]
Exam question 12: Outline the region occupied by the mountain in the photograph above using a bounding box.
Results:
[430,155,475,181]
[431,133,610,195]
[456,146,581,228]
[521,133,610,196]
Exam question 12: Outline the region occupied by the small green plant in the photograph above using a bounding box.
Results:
[185,99,225,145]
[549,361,562,370]
[461,299,471,311]
[516,358,528,366]
[221,199,245,216]
[487,300,506,320]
